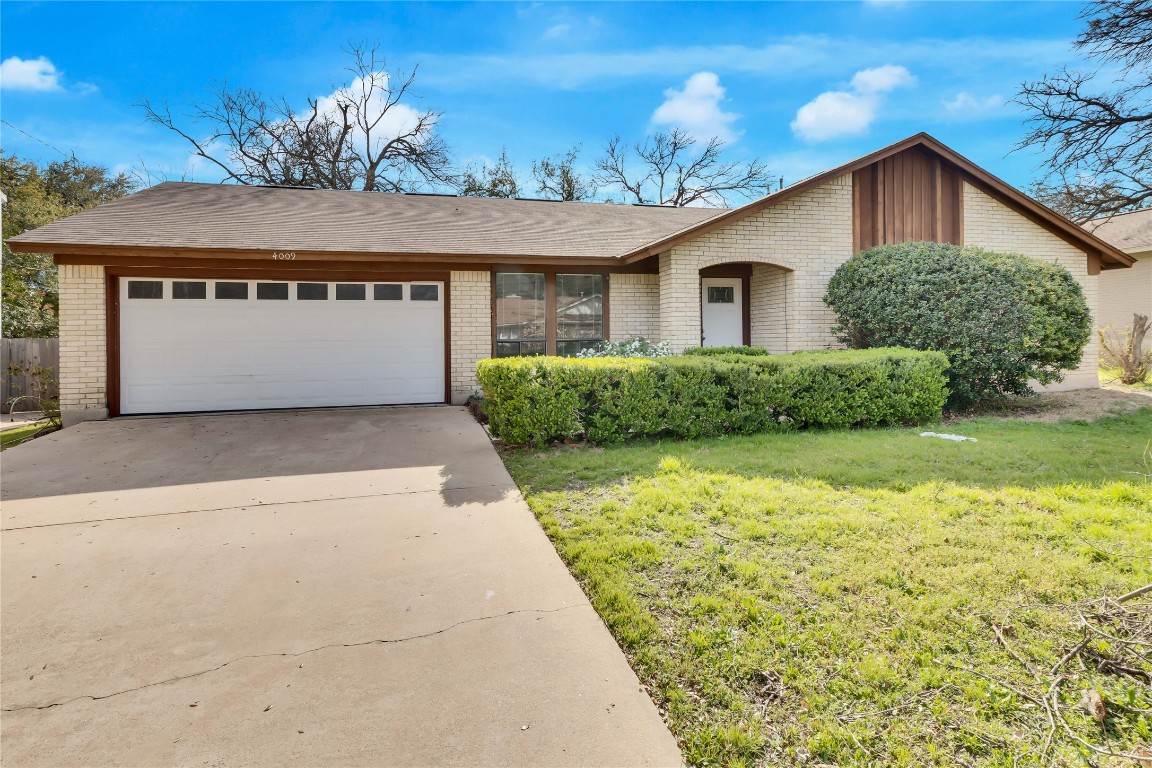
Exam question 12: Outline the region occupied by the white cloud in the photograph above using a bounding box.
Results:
[851,64,916,94]
[651,72,739,142]
[791,64,914,142]
[0,56,62,91]
[944,91,1004,112]
[542,23,572,40]
[312,73,426,151]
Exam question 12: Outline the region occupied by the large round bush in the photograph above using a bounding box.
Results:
[824,242,1091,407]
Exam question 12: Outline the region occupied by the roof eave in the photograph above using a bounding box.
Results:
[619,132,1136,269]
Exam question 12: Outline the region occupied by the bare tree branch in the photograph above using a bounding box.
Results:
[593,128,771,207]
[137,43,453,192]
[1016,1,1152,221]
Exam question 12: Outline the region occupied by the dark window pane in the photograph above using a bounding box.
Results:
[172,281,207,299]
[495,273,545,344]
[496,341,546,358]
[707,286,734,304]
[335,284,366,301]
[374,284,403,301]
[256,283,289,300]
[127,280,163,299]
[556,274,604,346]
[557,340,601,357]
[410,284,439,301]
[214,282,248,300]
[297,283,328,300]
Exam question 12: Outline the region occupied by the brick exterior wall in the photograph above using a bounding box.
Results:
[749,264,789,352]
[962,182,1100,390]
[608,273,660,341]
[57,264,108,424]
[449,270,492,403]
[1098,250,1151,332]
[658,174,853,352]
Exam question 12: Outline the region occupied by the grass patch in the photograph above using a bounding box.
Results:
[1100,365,1152,392]
[506,409,1152,766]
[0,420,55,451]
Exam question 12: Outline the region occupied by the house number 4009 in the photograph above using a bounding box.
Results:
[272,252,296,260]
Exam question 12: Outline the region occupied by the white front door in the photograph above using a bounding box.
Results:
[119,277,445,414]
[701,278,743,347]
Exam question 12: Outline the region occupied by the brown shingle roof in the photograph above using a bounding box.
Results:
[7,182,722,260]
[1086,208,1152,253]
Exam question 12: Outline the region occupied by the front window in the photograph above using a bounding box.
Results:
[495,273,546,357]
[556,274,604,356]
[494,272,606,357]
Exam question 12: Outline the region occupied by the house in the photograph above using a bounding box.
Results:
[6,133,1134,426]
[1085,208,1152,332]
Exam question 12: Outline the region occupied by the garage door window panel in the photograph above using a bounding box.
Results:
[172,281,207,300]
[374,284,403,301]
[335,284,366,301]
[257,283,289,300]
[297,283,328,301]
[128,280,163,299]
[215,282,249,300]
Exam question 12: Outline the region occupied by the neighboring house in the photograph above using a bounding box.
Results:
[6,133,1134,426]
[1084,208,1152,332]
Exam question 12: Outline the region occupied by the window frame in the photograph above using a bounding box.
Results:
[491,270,610,357]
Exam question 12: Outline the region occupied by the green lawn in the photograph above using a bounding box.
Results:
[505,409,1152,767]
[0,420,54,451]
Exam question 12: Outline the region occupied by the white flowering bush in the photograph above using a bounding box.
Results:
[577,336,672,358]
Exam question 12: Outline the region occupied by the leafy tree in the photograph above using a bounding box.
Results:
[825,242,1091,408]
[139,44,453,192]
[532,146,596,201]
[593,128,772,207]
[1,152,134,337]
[1017,0,1152,221]
[459,148,520,198]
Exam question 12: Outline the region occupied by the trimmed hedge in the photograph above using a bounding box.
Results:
[476,348,949,446]
[682,346,770,357]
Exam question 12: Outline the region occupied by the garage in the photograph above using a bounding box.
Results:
[117,277,446,414]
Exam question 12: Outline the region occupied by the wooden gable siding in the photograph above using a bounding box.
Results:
[853,146,962,252]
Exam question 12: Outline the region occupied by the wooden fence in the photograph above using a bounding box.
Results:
[1,338,59,414]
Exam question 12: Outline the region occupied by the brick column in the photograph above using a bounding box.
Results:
[449,271,492,403]
[57,264,108,426]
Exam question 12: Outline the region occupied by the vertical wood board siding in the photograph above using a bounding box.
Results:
[853,146,962,252]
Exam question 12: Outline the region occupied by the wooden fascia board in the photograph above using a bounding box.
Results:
[19,242,621,268]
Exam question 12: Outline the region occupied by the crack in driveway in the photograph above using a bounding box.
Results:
[0,482,516,532]
[2,604,583,713]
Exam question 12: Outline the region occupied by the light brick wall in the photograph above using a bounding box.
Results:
[962,182,1100,390]
[449,270,491,403]
[608,273,660,341]
[58,264,108,424]
[659,174,853,352]
[749,264,789,352]
[1097,250,1151,332]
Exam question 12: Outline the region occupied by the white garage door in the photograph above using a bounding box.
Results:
[119,278,445,414]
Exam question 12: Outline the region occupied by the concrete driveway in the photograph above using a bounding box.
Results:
[1,407,681,767]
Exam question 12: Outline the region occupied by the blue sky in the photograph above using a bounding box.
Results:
[0,1,1091,202]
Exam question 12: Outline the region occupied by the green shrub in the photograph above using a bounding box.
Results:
[476,348,948,446]
[824,242,1091,408]
[681,346,770,357]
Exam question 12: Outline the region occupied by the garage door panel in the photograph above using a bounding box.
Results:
[119,279,445,414]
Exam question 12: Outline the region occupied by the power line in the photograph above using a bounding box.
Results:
[1,119,70,158]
